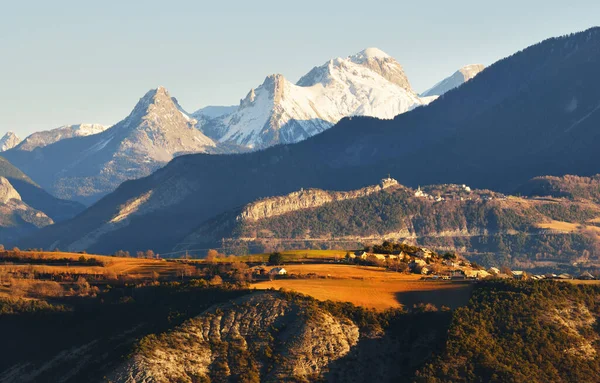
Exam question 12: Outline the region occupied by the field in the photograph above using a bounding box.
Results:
[537,220,600,233]
[251,264,472,311]
[0,251,197,300]
[0,251,193,277]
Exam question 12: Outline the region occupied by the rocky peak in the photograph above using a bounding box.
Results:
[0,177,22,204]
[260,74,287,103]
[349,48,414,92]
[348,47,391,63]
[125,87,175,122]
[0,131,22,152]
[458,64,485,81]
[420,64,486,97]
[240,88,256,108]
[297,48,414,93]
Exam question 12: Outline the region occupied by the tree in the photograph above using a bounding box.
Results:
[210,275,223,285]
[443,252,457,260]
[206,249,219,263]
[136,251,144,258]
[145,250,155,259]
[268,252,284,265]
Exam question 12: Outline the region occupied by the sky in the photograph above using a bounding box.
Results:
[1,0,599,137]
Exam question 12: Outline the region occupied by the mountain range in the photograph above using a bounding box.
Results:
[196,48,438,149]
[16,28,600,254]
[2,48,475,205]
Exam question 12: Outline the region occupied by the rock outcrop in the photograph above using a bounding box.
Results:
[0,132,22,152]
[238,177,399,222]
[108,292,359,383]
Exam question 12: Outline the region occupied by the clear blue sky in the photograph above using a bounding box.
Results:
[1,0,598,136]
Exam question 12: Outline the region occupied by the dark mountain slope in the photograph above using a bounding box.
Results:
[0,156,83,222]
[21,27,600,253]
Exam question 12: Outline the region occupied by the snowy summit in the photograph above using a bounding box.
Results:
[195,48,435,150]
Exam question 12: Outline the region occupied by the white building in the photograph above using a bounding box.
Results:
[269,267,287,275]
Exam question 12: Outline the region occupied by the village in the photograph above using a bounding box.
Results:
[245,244,596,283]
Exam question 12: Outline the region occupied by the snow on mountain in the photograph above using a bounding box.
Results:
[0,132,21,151]
[420,64,485,97]
[15,124,108,151]
[2,86,217,204]
[199,48,435,149]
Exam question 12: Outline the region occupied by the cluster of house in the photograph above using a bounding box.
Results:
[442,268,597,281]
[413,184,506,202]
[251,266,287,276]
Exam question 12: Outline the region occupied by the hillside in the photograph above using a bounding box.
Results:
[19,28,600,254]
[0,177,54,243]
[416,280,600,382]
[176,179,600,267]
[3,266,600,382]
[517,174,600,203]
[0,156,83,223]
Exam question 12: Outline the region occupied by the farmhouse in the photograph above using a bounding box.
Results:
[409,259,427,269]
[354,251,368,259]
[488,267,500,275]
[512,271,526,280]
[578,271,595,280]
[269,267,287,276]
[465,270,490,279]
[416,249,433,259]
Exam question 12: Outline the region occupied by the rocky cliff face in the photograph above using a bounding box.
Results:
[238,178,400,222]
[0,132,22,152]
[108,292,359,383]
[0,176,53,242]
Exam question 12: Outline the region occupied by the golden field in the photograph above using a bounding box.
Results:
[0,251,194,278]
[251,264,472,311]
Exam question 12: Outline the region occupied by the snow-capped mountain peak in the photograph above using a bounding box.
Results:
[0,132,22,152]
[14,124,108,152]
[198,49,434,150]
[349,47,391,63]
[421,64,485,97]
